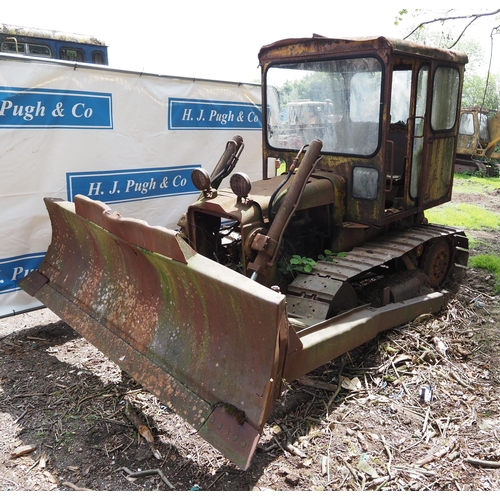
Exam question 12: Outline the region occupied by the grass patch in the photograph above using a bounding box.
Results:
[426,203,500,231]
[468,236,495,251]
[427,178,500,294]
[453,173,500,194]
[469,254,500,293]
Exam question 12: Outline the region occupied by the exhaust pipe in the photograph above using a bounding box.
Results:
[249,139,323,279]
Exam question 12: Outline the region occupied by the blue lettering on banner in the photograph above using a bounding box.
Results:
[169,98,261,130]
[0,253,45,294]
[0,86,113,128]
[67,165,200,204]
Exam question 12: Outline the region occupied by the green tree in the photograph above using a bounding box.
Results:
[279,72,341,104]
[395,9,500,110]
[461,73,499,109]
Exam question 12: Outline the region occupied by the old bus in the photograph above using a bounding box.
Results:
[0,23,108,65]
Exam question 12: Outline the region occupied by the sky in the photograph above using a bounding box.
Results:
[2,1,499,83]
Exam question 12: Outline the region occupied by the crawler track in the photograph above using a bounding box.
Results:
[286,224,469,320]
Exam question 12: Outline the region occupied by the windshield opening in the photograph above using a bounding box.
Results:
[266,57,382,156]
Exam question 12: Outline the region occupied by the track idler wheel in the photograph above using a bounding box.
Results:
[327,281,357,317]
[420,238,452,287]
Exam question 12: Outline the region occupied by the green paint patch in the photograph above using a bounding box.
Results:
[426,203,500,231]
[469,254,500,293]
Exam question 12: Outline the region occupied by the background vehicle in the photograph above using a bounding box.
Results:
[455,107,500,175]
[0,23,108,64]
[275,99,338,149]
[21,35,469,470]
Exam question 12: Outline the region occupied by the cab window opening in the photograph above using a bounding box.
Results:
[266,56,383,156]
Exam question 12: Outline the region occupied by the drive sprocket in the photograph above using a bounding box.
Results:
[420,237,452,287]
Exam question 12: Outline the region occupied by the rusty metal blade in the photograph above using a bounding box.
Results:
[20,196,288,470]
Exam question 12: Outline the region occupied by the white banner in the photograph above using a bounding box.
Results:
[0,55,262,317]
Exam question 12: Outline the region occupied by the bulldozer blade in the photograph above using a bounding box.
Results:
[20,196,288,470]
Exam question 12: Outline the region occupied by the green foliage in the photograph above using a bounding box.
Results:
[279,250,346,277]
[394,9,409,26]
[279,254,316,276]
[453,173,500,193]
[456,160,500,178]
[469,254,500,293]
[317,249,347,262]
[394,8,423,27]
[394,11,499,109]
[461,73,499,110]
[280,72,343,105]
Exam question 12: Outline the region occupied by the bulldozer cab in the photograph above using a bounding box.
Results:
[457,107,491,157]
[260,36,467,226]
[457,107,500,160]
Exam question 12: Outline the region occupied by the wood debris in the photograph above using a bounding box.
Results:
[124,400,162,460]
[116,467,174,489]
[10,444,36,459]
[256,285,500,490]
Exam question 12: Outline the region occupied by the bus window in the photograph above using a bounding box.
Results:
[27,43,52,58]
[60,47,85,62]
[92,51,106,65]
[1,40,26,54]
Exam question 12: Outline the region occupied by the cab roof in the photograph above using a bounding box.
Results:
[258,35,468,66]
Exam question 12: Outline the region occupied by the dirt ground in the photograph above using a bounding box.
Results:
[1,179,500,492]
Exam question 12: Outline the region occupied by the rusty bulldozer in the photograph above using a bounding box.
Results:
[455,107,500,175]
[21,36,470,470]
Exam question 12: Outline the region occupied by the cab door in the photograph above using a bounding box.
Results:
[385,61,461,215]
[385,63,428,214]
[419,65,462,209]
[408,64,429,208]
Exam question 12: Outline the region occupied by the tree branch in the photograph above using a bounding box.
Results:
[404,9,500,48]
[448,17,477,49]
[481,24,500,111]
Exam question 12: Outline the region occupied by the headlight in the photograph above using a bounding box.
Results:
[230,172,252,199]
[191,168,211,192]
